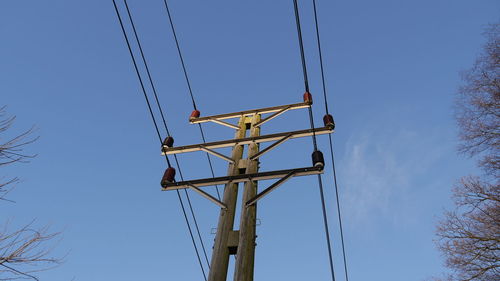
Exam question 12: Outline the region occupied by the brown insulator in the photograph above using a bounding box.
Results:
[303,92,313,104]
[189,110,201,121]
[323,114,335,129]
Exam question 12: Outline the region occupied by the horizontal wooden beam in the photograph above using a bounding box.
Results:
[189,101,311,124]
[162,126,333,155]
[162,166,323,190]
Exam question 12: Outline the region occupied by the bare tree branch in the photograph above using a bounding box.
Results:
[0,107,61,280]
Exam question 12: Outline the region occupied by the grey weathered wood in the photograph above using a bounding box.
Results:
[208,117,246,281]
[189,101,310,124]
[234,114,260,281]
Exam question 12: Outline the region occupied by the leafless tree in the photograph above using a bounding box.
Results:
[436,23,500,281]
[0,107,61,281]
[456,23,500,177]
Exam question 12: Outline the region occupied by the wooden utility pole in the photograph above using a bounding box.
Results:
[208,117,246,281]
[161,99,333,281]
[233,114,260,281]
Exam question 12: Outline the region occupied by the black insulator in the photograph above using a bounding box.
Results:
[162,136,174,148]
[161,167,176,186]
[323,114,335,129]
[312,150,325,169]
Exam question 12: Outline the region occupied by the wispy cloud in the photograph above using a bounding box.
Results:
[339,126,450,228]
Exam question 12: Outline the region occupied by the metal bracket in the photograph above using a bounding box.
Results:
[188,184,227,209]
[200,146,234,163]
[245,171,295,206]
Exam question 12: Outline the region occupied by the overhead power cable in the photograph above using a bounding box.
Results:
[311,0,350,280]
[111,1,207,279]
[122,0,211,270]
[161,0,222,200]
[291,1,336,281]
[292,0,318,152]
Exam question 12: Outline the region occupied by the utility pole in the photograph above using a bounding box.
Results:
[161,97,333,281]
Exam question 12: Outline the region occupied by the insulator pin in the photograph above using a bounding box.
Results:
[189,110,201,121]
[161,167,176,186]
[303,92,313,104]
[162,136,174,148]
[312,150,325,169]
[323,114,335,129]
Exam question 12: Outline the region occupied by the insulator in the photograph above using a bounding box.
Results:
[303,92,313,104]
[189,110,201,121]
[312,150,325,169]
[161,167,176,186]
[162,136,174,148]
[323,114,335,129]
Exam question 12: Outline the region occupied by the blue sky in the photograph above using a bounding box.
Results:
[1,1,498,280]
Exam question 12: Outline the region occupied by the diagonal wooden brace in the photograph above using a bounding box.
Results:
[253,106,291,127]
[200,146,234,163]
[249,133,293,160]
[188,184,227,209]
[211,119,240,129]
[245,171,295,207]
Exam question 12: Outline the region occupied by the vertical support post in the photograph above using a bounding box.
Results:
[208,117,246,281]
[234,114,261,281]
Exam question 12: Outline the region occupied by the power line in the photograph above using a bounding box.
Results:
[292,0,310,94]
[162,0,197,111]
[121,0,211,270]
[311,0,350,280]
[291,1,336,281]
[292,0,318,152]
[327,135,349,281]
[161,0,222,201]
[111,1,207,279]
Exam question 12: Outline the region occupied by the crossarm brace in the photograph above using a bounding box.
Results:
[200,146,234,163]
[162,166,323,190]
[210,119,240,130]
[254,106,291,128]
[188,184,227,209]
[250,133,293,160]
[245,171,295,206]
